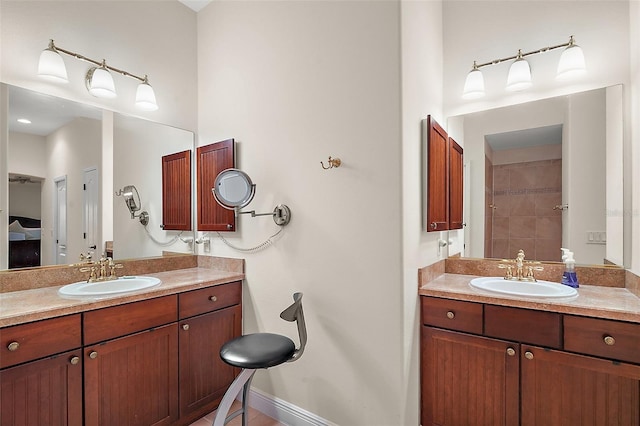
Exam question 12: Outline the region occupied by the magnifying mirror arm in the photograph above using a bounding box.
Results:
[237,209,275,218]
[235,204,291,226]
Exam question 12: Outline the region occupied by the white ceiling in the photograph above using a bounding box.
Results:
[485,124,563,151]
[178,0,212,12]
[8,85,102,137]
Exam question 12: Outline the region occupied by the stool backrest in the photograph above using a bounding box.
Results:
[279,292,306,361]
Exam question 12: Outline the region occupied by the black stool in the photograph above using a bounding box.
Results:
[213,292,306,426]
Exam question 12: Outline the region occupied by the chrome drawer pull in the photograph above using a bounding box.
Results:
[446,311,455,319]
[182,324,190,331]
[70,356,80,365]
[524,351,534,360]
[209,296,218,302]
[89,351,98,359]
[603,335,616,346]
[506,347,516,357]
[7,341,19,351]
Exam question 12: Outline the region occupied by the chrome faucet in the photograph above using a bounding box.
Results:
[71,252,124,283]
[498,249,543,282]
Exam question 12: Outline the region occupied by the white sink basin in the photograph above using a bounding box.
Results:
[58,276,161,297]
[469,277,578,299]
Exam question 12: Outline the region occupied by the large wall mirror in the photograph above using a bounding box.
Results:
[447,85,625,267]
[2,84,195,270]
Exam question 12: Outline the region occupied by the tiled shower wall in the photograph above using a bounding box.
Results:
[488,159,562,262]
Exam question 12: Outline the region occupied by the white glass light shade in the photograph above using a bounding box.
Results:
[38,48,68,83]
[506,58,532,91]
[135,81,159,111]
[557,44,586,80]
[86,66,117,99]
[462,68,485,99]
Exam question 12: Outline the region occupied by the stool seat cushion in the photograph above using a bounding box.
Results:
[220,333,296,369]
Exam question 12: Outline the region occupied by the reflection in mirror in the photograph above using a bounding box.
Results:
[213,168,256,209]
[113,114,195,260]
[447,85,624,267]
[4,85,102,269]
[116,185,149,226]
[1,84,196,271]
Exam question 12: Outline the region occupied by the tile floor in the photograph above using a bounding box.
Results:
[189,401,286,426]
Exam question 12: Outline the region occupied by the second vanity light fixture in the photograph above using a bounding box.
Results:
[463,36,586,99]
[37,39,158,111]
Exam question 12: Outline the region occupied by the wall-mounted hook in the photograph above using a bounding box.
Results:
[321,156,341,170]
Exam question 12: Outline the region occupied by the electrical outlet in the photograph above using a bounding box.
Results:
[586,231,606,245]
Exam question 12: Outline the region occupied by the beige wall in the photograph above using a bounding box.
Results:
[0,0,198,131]
[630,0,640,274]
[443,1,630,117]
[196,1,408,424]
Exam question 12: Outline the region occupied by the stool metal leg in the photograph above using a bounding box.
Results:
[213,368,256,426]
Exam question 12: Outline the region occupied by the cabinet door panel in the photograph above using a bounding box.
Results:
[449,137,464,230]
[521,345,640,426]
[0,350,83,426]
[162,149,192,231]
[197,139,235,231]
[179,305,242,420]
[84,324,179,426]
[421,326,519,426]
[426,116,449,232]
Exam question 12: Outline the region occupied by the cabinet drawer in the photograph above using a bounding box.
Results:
[564,315,640,364]
[421,296,483,334]
[179,281,242,319]
[84,295,177,345]
[1,314,81,368]
[485,305,562,349]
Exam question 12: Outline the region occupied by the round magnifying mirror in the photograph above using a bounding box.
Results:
[212,168,256,210]
[123,185,142,215]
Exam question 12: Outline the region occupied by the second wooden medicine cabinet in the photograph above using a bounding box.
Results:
[425,115,463,232]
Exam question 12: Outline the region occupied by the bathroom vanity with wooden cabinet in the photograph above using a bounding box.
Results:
[419,273,640,426]
[0,265,243,426]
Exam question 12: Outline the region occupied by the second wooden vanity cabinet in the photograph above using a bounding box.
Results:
[421,296,640,426]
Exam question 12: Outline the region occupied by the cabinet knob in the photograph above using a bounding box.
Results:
[7,341,19,351]
[182,324,190,331]
[506,347,516,357]
[430,222,437,230]
[209,295,218,302]
[89,351,98,359]
[227,224,233,230]
[70,356,80,365]
[603,335,616,346]
[524,351,534,360]
[446,311,455,319]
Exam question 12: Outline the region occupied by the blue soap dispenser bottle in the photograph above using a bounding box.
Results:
[561,248,579,288]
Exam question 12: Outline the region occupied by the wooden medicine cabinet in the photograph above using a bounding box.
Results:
[162,149,192,231]
[425,115,463,232]
[197,139,236,232]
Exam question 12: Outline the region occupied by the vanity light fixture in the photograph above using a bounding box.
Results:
[506,50,532,92]
[37,39,158,111]
[462,35,586,99]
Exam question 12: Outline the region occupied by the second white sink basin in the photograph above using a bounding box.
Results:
[470,277,578,299]
[58,276,161,297]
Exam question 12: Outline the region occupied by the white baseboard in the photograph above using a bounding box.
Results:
[244,388,337,426]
